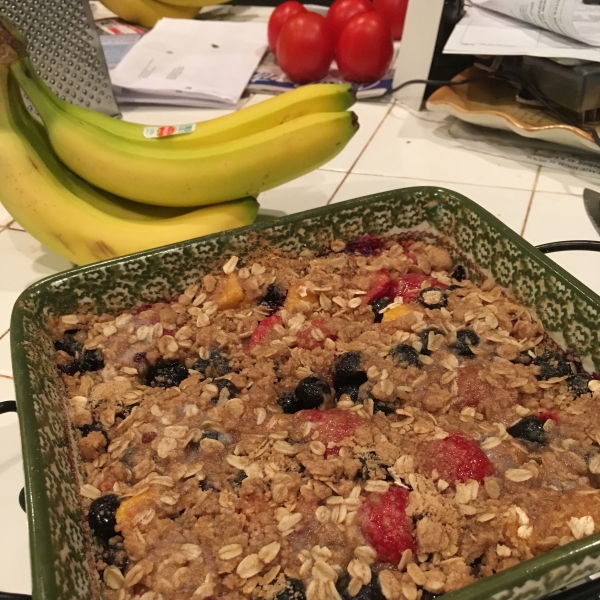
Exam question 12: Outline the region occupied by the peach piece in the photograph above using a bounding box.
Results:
[284,283,317,311]
[216,274,245,310]
[381,304,416,322]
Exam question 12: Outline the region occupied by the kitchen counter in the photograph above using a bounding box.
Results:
[2,89,600,593]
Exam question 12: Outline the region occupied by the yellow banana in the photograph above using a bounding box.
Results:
[11,59,359,208]
[17,55,355,149]
[0,65,258,265]
[98,0,200,28]
[156,0,230,7]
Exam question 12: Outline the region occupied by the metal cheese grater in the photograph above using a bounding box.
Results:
[0,0,119,116]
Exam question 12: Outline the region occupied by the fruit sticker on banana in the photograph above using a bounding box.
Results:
[143,124,197,138]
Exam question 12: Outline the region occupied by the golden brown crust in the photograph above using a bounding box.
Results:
[55,237,600,600]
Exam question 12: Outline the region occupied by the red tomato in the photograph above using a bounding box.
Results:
[373,0,408,40]
[326,0,373,45]
[267,1,307,55]
[336,11,393,83]
[276,12,334,84]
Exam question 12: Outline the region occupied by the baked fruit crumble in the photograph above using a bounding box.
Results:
[53,234,600,600]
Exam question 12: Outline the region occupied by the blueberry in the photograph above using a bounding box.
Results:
[199,478,217,491]
[451,265,467,282]
[88,494,120,544]
[191,358,210,374]
[418,327,444,356]
[451,329,479,358]
[295,376,330,410]
[213,378,239,400]
[507,416,547,445]
[512,352,533,366]
[567,374,593,397]
[59,348,105,376]
[372,297,391,323]
[278,392,300,414]
[345,234,382,257]
[337,384,360,402]
[201,429,221,441]
[102,544,129,573]
[470,555,483,578]
[133,352,147,363]
[533,351,574,381]
[208,348,232,377]
[333,352,368,390]
[54,330,83,356]
[260,284,288,313]
[79,349,105,372]
[275,578,306,600]
[417,287,448,310]
[145,359,188,388]
[390,344,420,368]
[79,419,105,438]
[421,592,441,600]
[232,471,247,486]
[337,573,385,600]
[373,400,394,415]
[192,349,231,378]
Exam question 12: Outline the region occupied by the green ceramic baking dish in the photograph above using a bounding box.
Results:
[10,187,600,600]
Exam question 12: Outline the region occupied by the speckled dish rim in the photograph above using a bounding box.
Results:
[10,186,600,600]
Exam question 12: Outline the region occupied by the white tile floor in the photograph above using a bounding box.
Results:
[2,90,600,594]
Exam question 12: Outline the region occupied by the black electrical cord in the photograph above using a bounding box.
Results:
[537,240,600,254]
[386,71,494,95]
[384,66,600,151]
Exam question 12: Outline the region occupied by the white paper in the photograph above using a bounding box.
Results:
[447,119,600,181]
[472,0,600,46]
[110,18,267,107]
[444,5,600,61]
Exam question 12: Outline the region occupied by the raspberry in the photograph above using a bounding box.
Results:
[358,487,416,564]
[539,411,558,422]
[345,234,382,256]
[365,269,391,304]
[388,273,446,303]
[418,434,493,487]
[295,409,363,456]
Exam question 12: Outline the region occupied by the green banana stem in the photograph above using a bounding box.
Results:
[10,58,56,123]
[0,65,14,127]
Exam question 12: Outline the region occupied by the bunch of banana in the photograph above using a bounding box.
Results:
[0,63,258,264]
[98,0,229,29]
[10,56,358,207]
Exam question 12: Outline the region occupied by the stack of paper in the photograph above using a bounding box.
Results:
[444,1,600,61]
[110,18,268,108]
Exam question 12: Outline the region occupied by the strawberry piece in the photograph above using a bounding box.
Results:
[365,269,391,304]
[359,487,416,564]
[296,318,336,350]
[539,411,558,423]
[418,434,493,487]
[388,273,447,303]
[246,315,282,353]
[456,364,493,408]
[295,408,364,456]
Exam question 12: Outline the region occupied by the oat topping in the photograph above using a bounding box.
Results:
[54,234,600,600]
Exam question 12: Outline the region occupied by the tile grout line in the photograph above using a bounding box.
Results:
[326,103,395,205]
[520,166,541,237]
[319,167,548,195]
